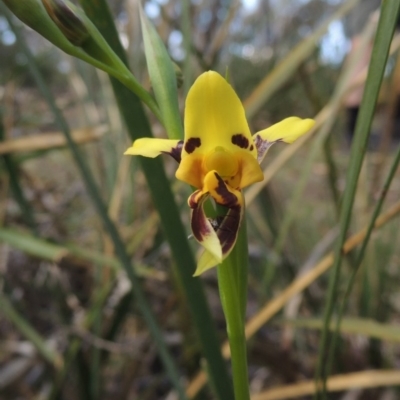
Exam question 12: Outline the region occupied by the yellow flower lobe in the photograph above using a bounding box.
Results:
[204,147,238,178]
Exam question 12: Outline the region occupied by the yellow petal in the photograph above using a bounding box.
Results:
[252,117,315,163]
[124,138,182,161]
[175,154,204,188]
[238,151,264,188]
[182,71,257,157]
[194,250,220,276]
[253,117,315,144]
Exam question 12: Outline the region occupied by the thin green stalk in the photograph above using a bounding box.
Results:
[0,292,63,368]
[326,141,400,377]
[78,1,234,398]
[90,259,103,399]
[314,2,400,399]
[3,9,187,399]
[181,0,192,95]
[323,135,340,217]
[113,71,162,122]
[0,114,37,234]
[139,8,183,140]
[217,207,250,400]
[0,227,162,279]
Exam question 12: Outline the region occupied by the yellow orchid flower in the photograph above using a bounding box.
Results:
[125,71,315,276]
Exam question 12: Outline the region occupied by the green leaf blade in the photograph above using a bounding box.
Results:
[139,7,184,140]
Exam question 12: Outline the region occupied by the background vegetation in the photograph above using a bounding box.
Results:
[1,0,400,399]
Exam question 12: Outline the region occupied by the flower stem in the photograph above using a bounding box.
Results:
[217,209,250,400]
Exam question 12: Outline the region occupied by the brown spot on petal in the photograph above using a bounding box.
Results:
[231,133,249,149]
[185,137,201,154]
[250,144,254,151]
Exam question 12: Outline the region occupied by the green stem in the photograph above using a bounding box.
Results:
[217,211,250,400]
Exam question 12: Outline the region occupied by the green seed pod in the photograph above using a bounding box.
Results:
[42,0,89,46]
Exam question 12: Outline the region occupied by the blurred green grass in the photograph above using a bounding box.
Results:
[1,0,400,399]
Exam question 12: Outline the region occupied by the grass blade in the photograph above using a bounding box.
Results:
[327,141,400,374]
[314,2,400,397]
[252,370,400,400]
[139,7,183,139]
[0,292,63,369]
[0,114,37,233]
[279,317,400,343]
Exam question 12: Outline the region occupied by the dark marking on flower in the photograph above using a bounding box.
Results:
[213,172,239,208]
[221,207,241,253]
[249,144,254,151]
[185,137,201,154]
[254,134,274,163]
[189,191,213,242]
[215,206,242,254]
[191,206,210,241]
[188,190,200,209]
[231,133,249,149]
[163,140,183,163]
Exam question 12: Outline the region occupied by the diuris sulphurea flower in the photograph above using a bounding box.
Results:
[125,71,315,276]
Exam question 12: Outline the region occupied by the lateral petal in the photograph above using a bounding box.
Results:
[124,138,183,162]
[253,117,315,163]
[193,197,244,276]
[191,171,244,275]
[194,250,220,276]
[189,190,222,263]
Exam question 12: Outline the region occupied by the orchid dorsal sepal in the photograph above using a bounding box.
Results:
[253,117,316,163]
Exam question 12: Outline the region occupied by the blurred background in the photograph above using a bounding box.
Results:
[1,0,400,399]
